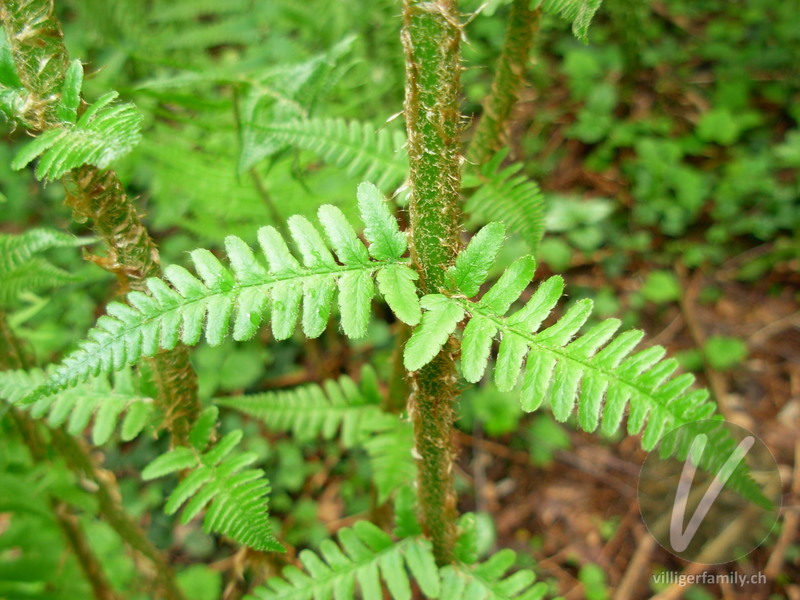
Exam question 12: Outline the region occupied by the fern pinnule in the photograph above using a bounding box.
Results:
[439,550,548,600]
[23,183,419,405]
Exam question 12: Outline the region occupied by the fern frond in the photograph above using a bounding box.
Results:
[403,224,712,450]
[535,0,604,41]
[0,229,88,275]
[236,39,356,171]
[439,550,547,600]
[246,118,409,191]
[0,368,153,445]
[0,229,90,306]
[216,369,382,446]
[217,368,416,501]
[12,90,142,180]
[464,151,545,254]
[248,522,439,600]
[23,183,419,405]
[142,422,282,553]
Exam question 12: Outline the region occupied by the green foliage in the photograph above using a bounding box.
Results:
[404,225,717,452]
[248,521,439,600]
[0,367,152,445]
[12,88,143,180]
[0,229,89,306]
[703,336,748,371]
[247,117,408,192]
[536,0,604,41]
[217,369,416,502]
[439,550,547,600]
[463,151,545,254]
[640,270,681,305]
[143,412,283,552]
[22,184,419,405]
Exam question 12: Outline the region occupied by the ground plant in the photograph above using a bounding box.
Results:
[0,1,797,599]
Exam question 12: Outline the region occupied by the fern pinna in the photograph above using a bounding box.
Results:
[20,182,419,405]
[141,407,282,552]
[217,368,416,503]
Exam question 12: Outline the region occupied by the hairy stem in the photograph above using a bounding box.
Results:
[466,0,538,165]
[402,0,463,565]
[2,0,200,447]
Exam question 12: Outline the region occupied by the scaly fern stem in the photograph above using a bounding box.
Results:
[466,0,538,165]
[402,0,463,565]
[0,0,69,130]
[2,0,201,447]
[0,313,176,600]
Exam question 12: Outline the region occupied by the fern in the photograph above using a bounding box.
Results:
[12,87,142,180]
[142,407,282,552]
[245,118,409,192]
[21,183,420,405]
[439,551,547,600]
[216,368,383,446]
[217,368,416,501]
[536,0,604,41]
[236,39,356,171]
[0,229,89,306]
[0,368,152,445]
[403,222,713,449]
[463,151,545,254]
[247,521,439,600]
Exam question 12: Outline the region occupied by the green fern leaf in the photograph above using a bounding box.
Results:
[23,185,417,405]
[216,370,382,447]
[0,368,152,445]
[464,152,545,254]
[535,0,604,41]
[0,229,89,276]
[403,295,465,371]
[402,226,715,450]
[217,368,416,501]
[445,222,506,297]
[12,90,142,180]
[439,550,547,600]
[247,522,438,600]
[143,428,283,553]
[244,118,408,191]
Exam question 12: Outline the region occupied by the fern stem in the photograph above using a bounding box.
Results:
[2,0,201,448]
[0,0,70,129]
[401,0,463,565]
[466,0,538,165]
